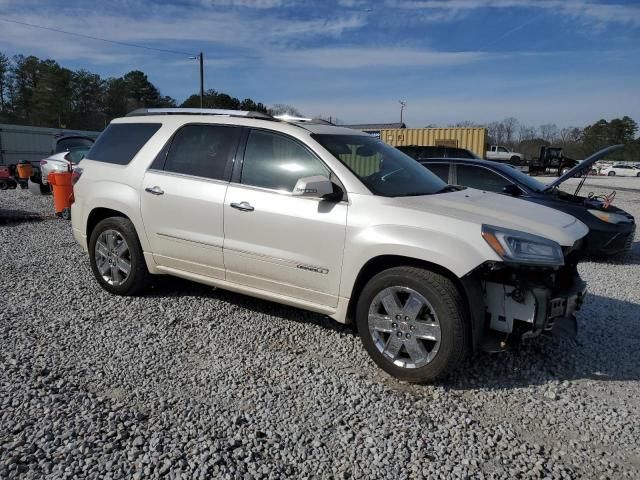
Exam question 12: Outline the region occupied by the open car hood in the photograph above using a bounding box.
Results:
[543,144,624,191]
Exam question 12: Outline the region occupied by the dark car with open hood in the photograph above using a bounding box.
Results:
[418,145,635,257]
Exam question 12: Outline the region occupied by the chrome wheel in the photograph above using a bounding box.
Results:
[94,229,132,286]
[367,286,441,369]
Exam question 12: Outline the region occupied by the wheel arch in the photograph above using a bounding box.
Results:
[346,255,469,325]
[86,207,129,239]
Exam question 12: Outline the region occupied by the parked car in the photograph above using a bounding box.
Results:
[40,146,91,186]
[397,145,479,160]
[486,145,524,163]
[71,107,589,383]
[600,164,640,177]
[28,135,95,192]
[420,147,634,256]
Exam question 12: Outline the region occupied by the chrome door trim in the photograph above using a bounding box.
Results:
[156,232,222,249]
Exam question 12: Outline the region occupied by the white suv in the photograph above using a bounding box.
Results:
[71,108,589,383]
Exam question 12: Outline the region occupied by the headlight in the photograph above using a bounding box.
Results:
[481,225,564,266]
[587,209,631,224]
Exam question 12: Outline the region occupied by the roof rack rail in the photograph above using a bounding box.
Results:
[126,108,273,120]
[274,114,334,125]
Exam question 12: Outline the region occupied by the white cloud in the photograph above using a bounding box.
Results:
[272,47,488,68]
[391,0,640,27]
[0,7,366,64]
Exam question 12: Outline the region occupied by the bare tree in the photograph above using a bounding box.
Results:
[518,124,537,142]
[559,126,583,144]
[270,103,303,116]
[487,121,506,144]
[449,120,480,127]
[539,123,559,143]
[502,117,519,146]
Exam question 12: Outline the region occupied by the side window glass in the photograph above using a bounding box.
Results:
[241,130,329,192]
[457,165,509,193]
[425,163,449,182]
[164,125,240,180]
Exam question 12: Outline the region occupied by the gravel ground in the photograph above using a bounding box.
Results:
[1,178,639,479]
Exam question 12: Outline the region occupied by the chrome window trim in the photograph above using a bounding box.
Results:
[146,168,230,187]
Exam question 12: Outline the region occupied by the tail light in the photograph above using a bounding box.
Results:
[71,167,83,185]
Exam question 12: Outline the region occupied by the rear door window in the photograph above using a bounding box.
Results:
[457,165,511,193]
[87,123,161,165]
[162,124,241,181]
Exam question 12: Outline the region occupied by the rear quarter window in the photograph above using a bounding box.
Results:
[87,123,161,165]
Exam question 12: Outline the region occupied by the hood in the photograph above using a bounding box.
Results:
[394,188,588,247]
[543,144,624,191]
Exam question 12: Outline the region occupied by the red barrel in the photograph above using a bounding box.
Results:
[16,163,33,179]
[48,171,74,216]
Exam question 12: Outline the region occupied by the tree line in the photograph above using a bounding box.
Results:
[450,116,639,162]
[0,51,275,131]
[1,51,637,161]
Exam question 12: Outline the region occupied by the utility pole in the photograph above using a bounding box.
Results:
[199,52,204,108]
[189,52,205,107]
[399,100,406,124]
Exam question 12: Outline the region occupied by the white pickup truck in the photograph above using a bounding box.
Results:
[486,145,524,163]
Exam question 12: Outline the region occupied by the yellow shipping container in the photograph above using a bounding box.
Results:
[380,127,487,159]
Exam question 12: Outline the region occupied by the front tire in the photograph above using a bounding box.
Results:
[608,171,616,176]
[88,217,150,296]
[356,266,469,383]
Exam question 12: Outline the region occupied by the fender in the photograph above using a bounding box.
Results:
[81,180,150,251]
[339,223,498,299]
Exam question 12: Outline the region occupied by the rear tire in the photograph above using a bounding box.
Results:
[88,217,150,296]
[356,266,469,383]
[608,171,615,176]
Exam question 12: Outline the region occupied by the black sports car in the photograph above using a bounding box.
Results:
[415,146,635,256]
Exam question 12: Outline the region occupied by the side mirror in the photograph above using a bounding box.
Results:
[503,184,522,196]
[292,175,341,200]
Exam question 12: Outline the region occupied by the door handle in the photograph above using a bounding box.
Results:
[145,186,164,195]
[230,201,254,212]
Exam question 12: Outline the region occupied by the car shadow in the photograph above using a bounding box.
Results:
[448,293,640,389]
[144,278,639,388]
[146,275,357,337]
[0,207,46,225]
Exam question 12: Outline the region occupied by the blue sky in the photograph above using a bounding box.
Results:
[0,0,639,127]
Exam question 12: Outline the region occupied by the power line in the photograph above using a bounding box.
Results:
[0,17,196,57]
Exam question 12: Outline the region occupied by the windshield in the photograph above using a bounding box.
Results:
[501,166,546,192]
[313,134,447,197]
[66,146,91,163]
[55,137,94,153]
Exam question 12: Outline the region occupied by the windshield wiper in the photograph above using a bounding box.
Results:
[436,184,463,194]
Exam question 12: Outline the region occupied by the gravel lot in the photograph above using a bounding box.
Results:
[1,177,639,479]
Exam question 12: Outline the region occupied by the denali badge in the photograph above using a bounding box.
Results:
[297,264,329,274]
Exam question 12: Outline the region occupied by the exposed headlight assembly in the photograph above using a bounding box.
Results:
[481,225,564,266]
[587,209,632,224]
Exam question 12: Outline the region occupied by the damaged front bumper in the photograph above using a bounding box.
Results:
[463,262,587,350]
[483,276,586,341]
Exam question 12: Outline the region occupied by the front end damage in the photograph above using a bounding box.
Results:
[463,243,587,350]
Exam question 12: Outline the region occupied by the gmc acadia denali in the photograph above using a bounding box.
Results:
[71,108,589,383]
